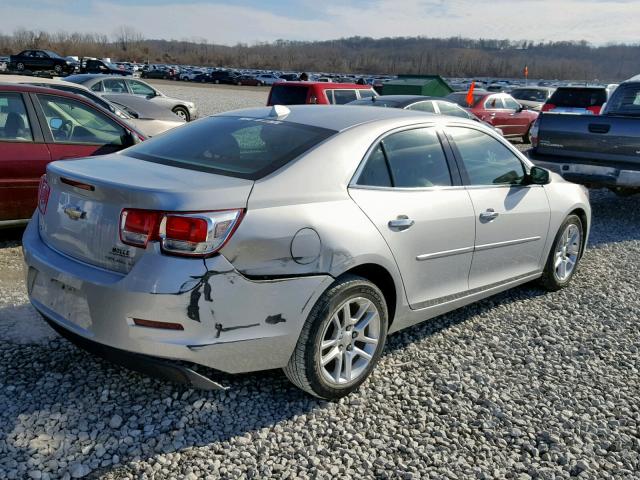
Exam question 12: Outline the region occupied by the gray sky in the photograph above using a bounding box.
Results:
[3,0,638,45]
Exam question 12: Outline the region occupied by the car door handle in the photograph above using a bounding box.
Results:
[479,209,499,221]
[388,216,415,231]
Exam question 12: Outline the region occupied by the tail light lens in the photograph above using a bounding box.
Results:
[120,209,162,247]
[119,208,243,257]
[530,118,540,148]
[160,210,243,256]
[587,106,601,115]
[541,103,555,112]
[37,175,50,214]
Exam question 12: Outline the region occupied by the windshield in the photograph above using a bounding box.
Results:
[511,89,549,102]
[125,116,336,180]
[548,88,607,108]
[603,84,640,116]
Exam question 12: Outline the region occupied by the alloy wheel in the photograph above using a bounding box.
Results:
[554,223,581,281]
[318,297,380,385]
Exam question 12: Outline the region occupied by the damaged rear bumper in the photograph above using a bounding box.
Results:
[22,217,334,376]
[42,313,227,390]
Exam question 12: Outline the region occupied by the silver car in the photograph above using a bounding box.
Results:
[23,105,590,399]
[64,74,197,121]
[0,74,184,137]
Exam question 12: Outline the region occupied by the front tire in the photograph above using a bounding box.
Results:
[172,106,190,122]
[522,124,533,143]
[284,275,388,400]
[54,64,63,75]
[539,215,583,291]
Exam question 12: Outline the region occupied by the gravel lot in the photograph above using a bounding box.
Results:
[0,84,638,479]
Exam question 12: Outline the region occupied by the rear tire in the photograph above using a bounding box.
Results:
[16,62,25,72]
[539,215,583,291]
[283,275,388,400]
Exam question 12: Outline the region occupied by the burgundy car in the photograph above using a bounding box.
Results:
[0,84,145,226]
[447,91,538,142]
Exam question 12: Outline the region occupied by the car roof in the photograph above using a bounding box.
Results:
[276,81,373,89]
[555,85,606,90]
[64,74,122,83]
[0,83,90,98]
[220,104,473,132]
[0,74,92,90]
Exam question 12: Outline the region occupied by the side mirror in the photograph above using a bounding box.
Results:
[126,130,142,146]
[49,118,63,130]
[528,166,550,185]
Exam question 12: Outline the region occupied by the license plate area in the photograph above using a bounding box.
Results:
[30,269,92,330]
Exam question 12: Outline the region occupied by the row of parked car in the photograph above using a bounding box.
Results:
[2,72,636,226]
[5,65,639,398]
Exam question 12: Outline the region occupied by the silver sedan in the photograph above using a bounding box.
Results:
[23,105,590,399]
[64,74,198,121]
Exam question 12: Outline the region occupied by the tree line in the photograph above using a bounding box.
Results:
[1,28,637,81]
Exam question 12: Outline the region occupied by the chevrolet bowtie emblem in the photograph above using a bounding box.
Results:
[63,206,87,221]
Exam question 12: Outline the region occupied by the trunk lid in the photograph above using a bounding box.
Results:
[536,113,640,166]
[39,153,253,273]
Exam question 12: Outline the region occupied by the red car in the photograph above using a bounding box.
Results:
[0,84,145,225]
[447,91,539,142]
[268,81,376,106]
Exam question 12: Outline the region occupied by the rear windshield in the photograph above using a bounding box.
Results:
[548,88,607,108]
[347,98,401,108]
[603,84,640,116]
[125,116,336,180]
[269,85,309,105]
[446,92,484,107]
[511,89,549,102]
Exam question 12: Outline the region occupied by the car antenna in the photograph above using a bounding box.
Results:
[269,105,290,119]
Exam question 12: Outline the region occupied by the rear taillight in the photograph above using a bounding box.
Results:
[541,103,555,112]
[119,208,243,257]
[160,210,243,256]
[530,118,540,148]
[120,209,162,248]
[37,175,50,214]
[587,106,601,115]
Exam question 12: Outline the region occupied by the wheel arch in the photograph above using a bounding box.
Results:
[568,207,589,258]
[337,263,399,328]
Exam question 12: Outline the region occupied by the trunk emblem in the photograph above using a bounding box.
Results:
[63,206,87,221]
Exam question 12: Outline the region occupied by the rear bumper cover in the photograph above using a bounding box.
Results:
[527,150,640,188]
[42,313,227,390]
[22,216,333,375]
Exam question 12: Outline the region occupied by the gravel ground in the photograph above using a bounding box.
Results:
[0,85,638,479]
[146,80,269,117]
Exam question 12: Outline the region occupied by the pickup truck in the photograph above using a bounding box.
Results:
[9,49,76,75]
[527,76,640,196]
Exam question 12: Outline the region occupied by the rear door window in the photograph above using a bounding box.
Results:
[358,90,376,99]
[331,90,359,105]
[503,97,521,110]
[269,85,309,105]
[103,78,128,93]
[407,101,436,113]
[0,93,33,142]
[357,128,452,188]
[125,116,335,180]
[435,101,469,118]
[484,97,504,109]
